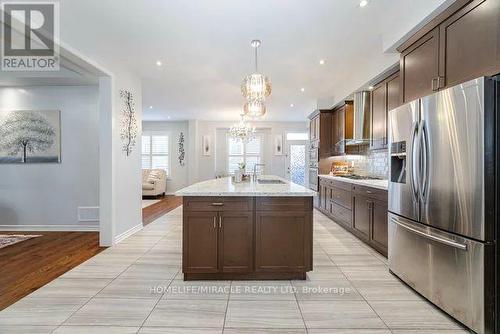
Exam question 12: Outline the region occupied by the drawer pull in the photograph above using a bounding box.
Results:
[213,216,216,228]
[219,217,222,228]
[366,190,372,194]
[211,202,224,206]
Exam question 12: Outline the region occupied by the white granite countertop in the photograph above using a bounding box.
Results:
[319,174,388,191]
[175,175,317,197]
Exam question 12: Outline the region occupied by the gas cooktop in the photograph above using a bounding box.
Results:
[337,175,383,180]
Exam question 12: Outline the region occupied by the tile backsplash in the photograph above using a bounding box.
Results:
[327,150,388,179]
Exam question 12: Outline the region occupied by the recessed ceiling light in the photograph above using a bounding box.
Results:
[156,60,163,66]
[149,105,153,109]
[300,88,305,92]
[319,59,325,65]
[368,85,374,90]
[290,103,295,108]
[359,0,368,8]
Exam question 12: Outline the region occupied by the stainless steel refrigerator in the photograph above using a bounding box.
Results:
[388,76,498,334]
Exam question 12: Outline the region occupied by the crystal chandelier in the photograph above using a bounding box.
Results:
[241,40,271,118]
[243,99,266,118]
[229,116,256,143]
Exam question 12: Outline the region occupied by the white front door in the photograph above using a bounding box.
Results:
[285,141,308,186]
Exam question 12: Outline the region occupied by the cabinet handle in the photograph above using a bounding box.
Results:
[211,202,224,206]
[437,76,445,89]
[219,216,222,228]
[431,77,439,91]
[213,216,216,228]
[366,190,372,194]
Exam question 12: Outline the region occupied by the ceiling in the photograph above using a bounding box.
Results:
[57,0,448,121]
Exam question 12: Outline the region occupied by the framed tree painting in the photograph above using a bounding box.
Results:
[0,110,61,163]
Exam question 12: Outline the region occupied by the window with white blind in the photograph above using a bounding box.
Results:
[227,135,262,175]
[142,134,169,175]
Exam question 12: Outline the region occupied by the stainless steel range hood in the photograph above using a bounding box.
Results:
[346,91,371,146]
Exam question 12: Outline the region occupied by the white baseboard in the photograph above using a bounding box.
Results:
[0,225,99,232]
[114,223,143,244]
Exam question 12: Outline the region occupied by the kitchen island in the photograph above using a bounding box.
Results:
[175,176,316,280]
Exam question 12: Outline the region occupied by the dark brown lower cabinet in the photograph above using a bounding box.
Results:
[184,210,253,274]
[255,211,312,272]
[317,177,388,257]
[183,211,219,273]
[352,185,389,256]
[219,211,253,273]
[370,199,388,255]
[183,196,313,280]
[352,194,371,242]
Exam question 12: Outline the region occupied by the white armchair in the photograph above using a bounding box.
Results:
[142,169,167,197]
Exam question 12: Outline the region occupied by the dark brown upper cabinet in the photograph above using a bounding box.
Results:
[400,27,440,103]
[370,71,400,150]
[399,0,499,102]
[370,82,387,150]
[308,110,333,159]
[439,0,500,88]
[331,101,353,156]
[386,72,401,112]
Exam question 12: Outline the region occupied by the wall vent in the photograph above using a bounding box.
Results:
[78,207,99,222]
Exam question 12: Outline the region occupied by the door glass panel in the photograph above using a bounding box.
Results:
[289,144,306,186]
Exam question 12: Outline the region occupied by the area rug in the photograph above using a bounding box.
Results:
[0,235,42,250]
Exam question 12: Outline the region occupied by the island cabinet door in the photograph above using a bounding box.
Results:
[255,211,312,272]
[183,212,219,273]
[219,211,254,273]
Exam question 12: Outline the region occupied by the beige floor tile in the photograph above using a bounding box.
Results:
[224,329,306,334]
[390,330,470,333]
[369,300,463,330]
[225,300,305,329]
[230,281,295,301]
[139,328,222,334]
[0,297,88,326]
[305,266,346,280]
[163,280,231,300]
[299,300,387,329]
[95,278,170,299]
[0,325,55,333]
[351,280,422,301]
[308,330,391,334]
[28,278,111,298]
[53,326,140,333]
[144,299,226,328]
[329,254,387,267]
[292,278,362,301]
[341,267,397,281]
[64,298,157,326]
[60,264,129,279]
[119,263,179,280]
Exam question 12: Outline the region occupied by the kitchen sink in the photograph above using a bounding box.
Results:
[257,179,285,184]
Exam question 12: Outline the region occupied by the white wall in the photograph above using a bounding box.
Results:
[142,121,189,194]
[0,86,99,229]
[112,73,143,238]
[143,120,308,191]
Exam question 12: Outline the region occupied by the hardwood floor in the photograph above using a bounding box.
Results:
[142,195,183,226]
[0,231,104,310]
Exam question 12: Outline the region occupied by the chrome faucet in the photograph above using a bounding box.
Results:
[253,163,266,181]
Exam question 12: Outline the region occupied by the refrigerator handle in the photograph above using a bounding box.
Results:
[410,121,420,203]
[418,120,430,204]
[390,217,467,251]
